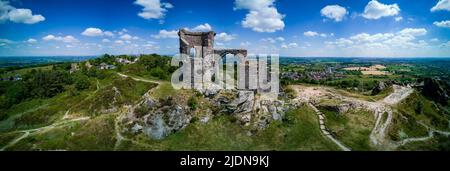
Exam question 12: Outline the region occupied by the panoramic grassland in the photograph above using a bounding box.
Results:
[0,55,449,151]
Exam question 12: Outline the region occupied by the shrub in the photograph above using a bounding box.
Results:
[149,67,168,80]
[187,96,198,110]
[74,74,91,91]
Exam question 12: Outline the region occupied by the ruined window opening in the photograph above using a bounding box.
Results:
[189,47,196,58]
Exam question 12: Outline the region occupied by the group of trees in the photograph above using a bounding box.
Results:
[325,79,379,91]
[123,54,177,80]
[0,66,93,117]
[281,77,380,92]
[0,53,181,119]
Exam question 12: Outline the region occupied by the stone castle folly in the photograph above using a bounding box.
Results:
[177,28,249,92]
[178,28,247,59]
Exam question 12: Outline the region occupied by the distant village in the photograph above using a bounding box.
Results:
[281,65,344,82]
[69,57,138,73]
[281,64,389,82]
[0,74,22,81]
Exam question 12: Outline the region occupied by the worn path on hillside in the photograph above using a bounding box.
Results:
[0,79,103,150]
[395,121,450,147]
[114,73,162,150]
[291,86,351,151]
[1,74,160,151]
[1,75,158,151]
[117,73,161,85]
[0,117,90,151]
[308,103,351,151]
[291,84,415,150]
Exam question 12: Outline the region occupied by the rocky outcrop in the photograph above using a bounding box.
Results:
[232,91,255,114]
[142,105,191,140]
[419,78,450,105]
[126,96,192,140]
[100,86,121,114]
[125,88,289,140]
[213,90,288,128]
[371,81,388,95]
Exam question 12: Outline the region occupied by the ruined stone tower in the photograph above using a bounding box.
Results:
[178,28,248,58]
[178,28,216,58]
[178,29,248,91]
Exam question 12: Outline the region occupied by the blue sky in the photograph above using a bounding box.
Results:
[0,0,449,57]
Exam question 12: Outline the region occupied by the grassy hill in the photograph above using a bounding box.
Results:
[1,54,449,151]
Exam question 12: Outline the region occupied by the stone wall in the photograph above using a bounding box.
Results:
[178,29,249,91]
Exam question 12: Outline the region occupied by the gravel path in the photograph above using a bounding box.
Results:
[291,85,415,150]
[113,73,161,150]
[0,117,89,151]
[308,103,351,151]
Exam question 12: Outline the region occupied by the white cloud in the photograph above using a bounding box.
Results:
[395,16,403,21]
[362,0,400,20]
[350,33,394,42]
[281,42,298,49]
[0,1,10,23]
[8,8,45,24]
[104,31,114,37]
[261,37,285,43]
[134,0,173,20]
[26,38,37,43]
[431,0,450,12]
[42,35,56,41]
[143,43,159,50]
[81,27,104,37]
[234,0,285,33]
[102,39,111,43]
[0,38,13,44]
[0,1,45,24]
[304,31,318,37]
[326,28,428,50]
[216,32,236,42]
[398,28,427,36]
[430,38,439,42]
[151,29,178,39]
[434,20,450,28]
[114,40,124,45]
[120,34,132,40]
[325,38,354,47]
[440,41,450,47]
[261,37,276,43]
[240,41,251,47]
[81,27,116,38]
[320,5,348,22]
[303,32,331,38]
[142,43,154,47]
[42,35,79,43]
[191,23,212,32]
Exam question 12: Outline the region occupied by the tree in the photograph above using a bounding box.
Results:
[25,70,69,98]
[149,67,167,80]
[74,74,91,90]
